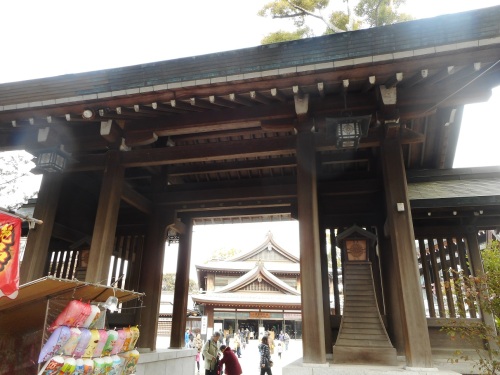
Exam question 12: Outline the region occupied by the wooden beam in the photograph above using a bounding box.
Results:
[157,183,297,205]
[20,173,64,283]
[152,101,186,114]
[121,183,153,214]
[228,93,254,106]
[361,76,376,93]
[85,151,124,283]
[271,88,287,102]
[400,70,428,88]
[120,135,297,167]
[190,97,217,110]
[317,82,325,97]
[123,131,158,147]
[170,99,203,112]
[250,91,271,105]
[168,156,297,176]
[385,72,403,88]
[100,120,121,143]
[209,95,239,108]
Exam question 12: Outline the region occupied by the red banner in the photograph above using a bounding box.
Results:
[0,212,22,299]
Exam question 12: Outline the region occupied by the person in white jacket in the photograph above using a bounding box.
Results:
[202,332,221,375]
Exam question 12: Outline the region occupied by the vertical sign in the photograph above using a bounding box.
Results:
[0,213,22,299]
[201,316,208,335]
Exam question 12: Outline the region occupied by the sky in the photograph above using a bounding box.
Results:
[1,0,499,275]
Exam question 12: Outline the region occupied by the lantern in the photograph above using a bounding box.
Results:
[336,225,377,263]
[326,115,372,149]
[36,149,67,172]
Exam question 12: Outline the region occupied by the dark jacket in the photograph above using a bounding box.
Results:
[258,343,271,367]
[218,346,242,375]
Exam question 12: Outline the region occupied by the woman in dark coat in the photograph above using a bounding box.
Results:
[258,336,272,375]
[218,345,242,375]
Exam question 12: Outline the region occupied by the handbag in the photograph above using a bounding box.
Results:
[269,360,274,367]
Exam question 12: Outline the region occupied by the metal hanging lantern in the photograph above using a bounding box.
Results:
[36,149,67,172]
[326,115,372,149]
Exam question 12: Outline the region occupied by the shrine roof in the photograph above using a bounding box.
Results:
[191,292,301,307]
[196,261,300,273]
[0,6,499,109]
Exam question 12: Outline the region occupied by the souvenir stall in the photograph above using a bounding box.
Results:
[0,276,144,374]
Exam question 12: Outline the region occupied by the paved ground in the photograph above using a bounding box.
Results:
[157,337,303,375]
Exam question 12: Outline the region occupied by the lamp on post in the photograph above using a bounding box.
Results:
[336,225,377,263]
[36,148,67,172]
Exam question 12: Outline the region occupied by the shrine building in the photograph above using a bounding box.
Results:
[193,231,314,338]
[0,5,500,374]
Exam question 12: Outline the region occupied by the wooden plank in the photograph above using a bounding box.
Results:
[418,238,436,317]
[380,139,432,367]
[20,173,64,283]
[457,238,477,318]
[437,237,456,317]
[296,129,326,363]
[427,237,446,317]
[342,322,383,329]
[341,328,386,335]
[336,338,393,347]
[338,333,390,341]
[85,151,124,283]
[447,237,466,317]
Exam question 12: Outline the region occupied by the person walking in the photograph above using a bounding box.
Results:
[233,334,241,358]
[277,342,283,359]
[185,329,191,348]
[202,332,221,375]
[194,333,203,374]
[284,332,290,351]
[217,345,242,375]
[258,336,273,375]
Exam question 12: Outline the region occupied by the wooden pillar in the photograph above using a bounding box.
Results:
[296,128,326,364]
[85,151,124,283]
[170,217,193,348]
[20,173,63,284]
[319,225,333,356]
[381,139,432,368]
[136,209,168,351]
[465,226,498,350]
[206,305,214,329]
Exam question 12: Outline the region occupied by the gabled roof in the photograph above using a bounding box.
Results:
[192,259,301,308]
[215,261,300,296]
[191,292,302,308]
[230,231,299,263]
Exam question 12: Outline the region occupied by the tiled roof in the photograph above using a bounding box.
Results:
[408,178,500,200]
[1,6,499,107]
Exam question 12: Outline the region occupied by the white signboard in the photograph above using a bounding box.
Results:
[201,316,208,335]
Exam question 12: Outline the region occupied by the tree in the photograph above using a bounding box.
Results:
[442,240,500,375]
[206,247,242,262]
[0,151,41,211]
[162,273,199,293]
[258,0,412,44]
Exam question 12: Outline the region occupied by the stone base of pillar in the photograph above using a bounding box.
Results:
[283,359,462,375]
[333,346,397,365]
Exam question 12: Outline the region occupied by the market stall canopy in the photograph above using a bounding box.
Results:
[0,276,144,335]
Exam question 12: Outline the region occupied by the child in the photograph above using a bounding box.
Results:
[277,342,283,359]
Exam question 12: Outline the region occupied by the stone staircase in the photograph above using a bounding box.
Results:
[333,262,397,365]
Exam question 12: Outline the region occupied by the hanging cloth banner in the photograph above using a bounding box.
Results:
[0,212,22,299]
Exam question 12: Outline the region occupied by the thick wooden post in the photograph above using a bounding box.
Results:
[381,139,432,368]
[465,226,498,351]
[296,129,326,364]
[170,218,193,348]
[85,151,124,283]
[319,224,333,356]
[20,173,63,283]
[136,209,168,351]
